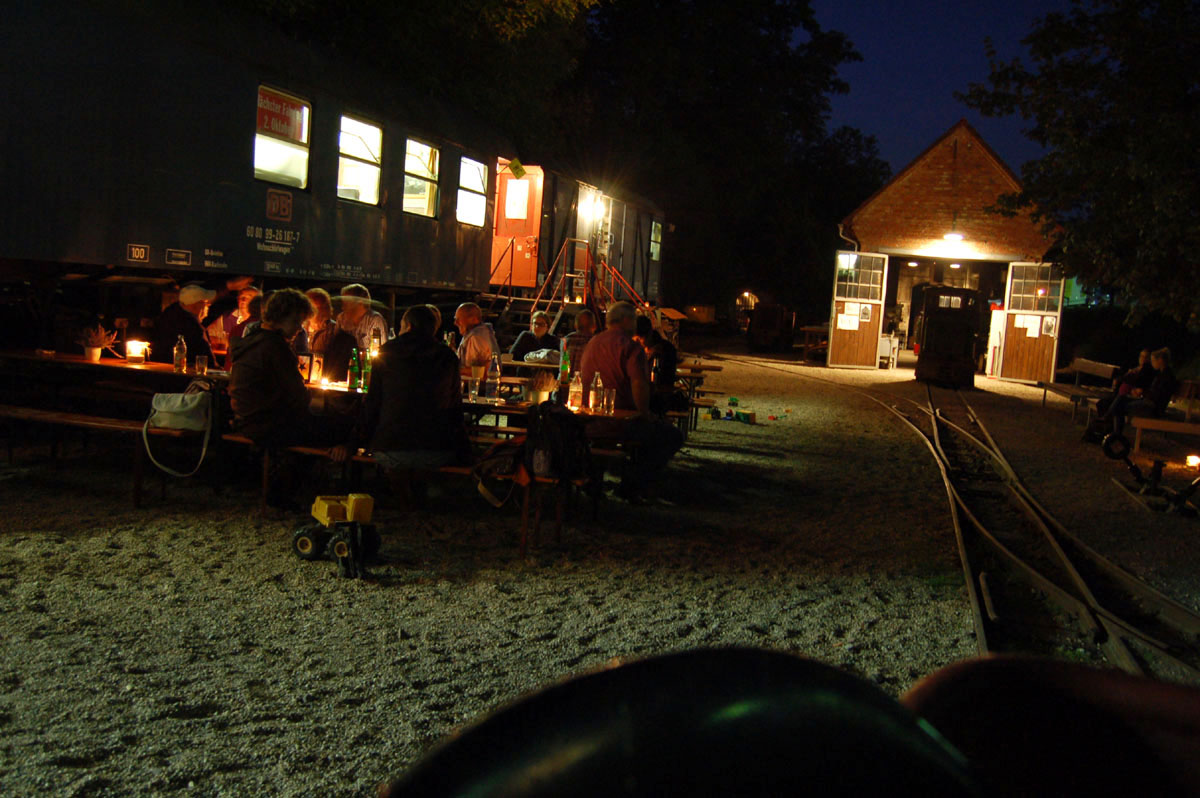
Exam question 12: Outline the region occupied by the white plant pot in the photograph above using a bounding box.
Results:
[528,389,551,405]
[84,347,102,362]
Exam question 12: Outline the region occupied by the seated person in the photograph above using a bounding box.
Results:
[355,305,469,470]
[510,311,559,362]
[563,309,597,376]
[303,287,356,382]
[1103,347,1178,436]
[635,314,681,413]
[454,301,500,374]
[152,283,214,363]
[228,288,351,453]
[337,283,391,351]
[224,294,262,369]
[1096,348,1155,416]
[201,276,256,355]
[579,301,684,501]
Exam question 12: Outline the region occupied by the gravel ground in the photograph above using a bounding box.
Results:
[2,342,1197,796]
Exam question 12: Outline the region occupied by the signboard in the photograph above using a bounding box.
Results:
[256,87,308,144]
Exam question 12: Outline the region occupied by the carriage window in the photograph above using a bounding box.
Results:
[834,252,885,301]
[1009,263,1063,312]
[938,295,963,309]
[650,221,663,261]
[456,157,487,226]
[254,87,311,188]
[403,139,439,217]
[337,116,382,204]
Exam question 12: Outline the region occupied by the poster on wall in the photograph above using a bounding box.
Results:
[836,313,859,331]
[859,304,872,323]
[1041,315,1057,337]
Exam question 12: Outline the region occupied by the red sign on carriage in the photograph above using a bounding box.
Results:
[256,87,309,144]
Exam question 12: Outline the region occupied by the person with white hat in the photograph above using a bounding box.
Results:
[152,282,215,363]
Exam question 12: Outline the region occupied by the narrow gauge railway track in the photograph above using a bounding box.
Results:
[721,354,1200,683]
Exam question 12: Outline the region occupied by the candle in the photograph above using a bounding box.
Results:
[126,340,148,364]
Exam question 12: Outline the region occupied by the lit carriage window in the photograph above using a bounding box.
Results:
[254,87,311,188]
[505,179,529,220]
[337,116,382,205]
[650,221,663,261]
[456,156,487,226]
[403,139,439,217]
[834,252,885,301]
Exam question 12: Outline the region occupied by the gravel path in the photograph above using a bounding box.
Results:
[2,345,1196,796]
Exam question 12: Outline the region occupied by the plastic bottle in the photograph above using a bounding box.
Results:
[568,372,583,410]
[486,354,501,399]
[348,347,360,390]
[589,373,603,411]
[173,334,187,374]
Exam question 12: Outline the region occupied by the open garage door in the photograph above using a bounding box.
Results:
[827,250,888,369]
[997,262,1064,383]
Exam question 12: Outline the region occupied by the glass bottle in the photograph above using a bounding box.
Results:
[568,372,583,410]
[557,345,571,404]
[486,354,501,399]
[362,347,373,390]
[173,334,187,374]
[348,347,360,390]
[590,373,604,411]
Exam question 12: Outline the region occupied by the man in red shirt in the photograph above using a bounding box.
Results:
[579,302,682,501]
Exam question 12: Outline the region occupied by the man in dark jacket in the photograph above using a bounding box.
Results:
[1104,347,1179,436]
[229,288,349,453]
[152,283,214,363]
[357,304,468,469]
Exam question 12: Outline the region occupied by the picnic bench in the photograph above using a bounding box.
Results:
[1129,415,1200,453]
[1038,357,1120,422]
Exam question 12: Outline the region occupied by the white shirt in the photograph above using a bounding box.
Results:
[338,309,391,351]
[457,323,500,369]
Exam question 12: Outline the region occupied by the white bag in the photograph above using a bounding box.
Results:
[524,348,561,364]
[142,380,214,477]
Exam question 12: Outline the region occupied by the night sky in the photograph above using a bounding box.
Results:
[811,0,1071,174]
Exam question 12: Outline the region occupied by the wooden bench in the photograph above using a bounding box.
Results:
[1129,415,1200,453]
[0,403,188,507]
[1038,358,1120,422]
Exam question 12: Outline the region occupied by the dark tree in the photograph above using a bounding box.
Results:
[961,0,1200,326]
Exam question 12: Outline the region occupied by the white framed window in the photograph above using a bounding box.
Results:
[650,220,663,260]
[456,156,487,226]
[254,86,311,188]
[403,138,439,217]
[337,115,382,204]
[504,178,529,220]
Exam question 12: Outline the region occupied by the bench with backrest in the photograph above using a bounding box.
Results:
[1038,358,1120,421]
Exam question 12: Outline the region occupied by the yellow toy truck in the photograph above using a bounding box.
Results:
[291,494,380,578]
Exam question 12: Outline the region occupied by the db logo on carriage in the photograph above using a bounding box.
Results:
[266,188,292,222]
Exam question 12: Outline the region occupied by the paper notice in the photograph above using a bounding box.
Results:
[836,313,859,331]
[1026,318,1040,338]
[844,302,861,316]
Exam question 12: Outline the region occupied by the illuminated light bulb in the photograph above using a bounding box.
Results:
[1187,455,1200,468]
[907,261,918,267]
[944,233,964,242]
[949,263,961,269]
[1037,288,1046,296]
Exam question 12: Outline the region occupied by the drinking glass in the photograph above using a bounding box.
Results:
[603,388,616,414]
[194,355,208,376]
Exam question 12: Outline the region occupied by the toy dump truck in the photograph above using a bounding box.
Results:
[291,494,381,578]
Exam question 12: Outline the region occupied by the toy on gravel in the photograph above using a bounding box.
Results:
[291,494,381,578]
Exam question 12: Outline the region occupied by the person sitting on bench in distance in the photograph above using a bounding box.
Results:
[354,304,470,472]
[579,301,683,502]
[454,301,500,375]
[229,288,351,457]
[1102,347,1178,437]
[509,311,559,362]
[1096,348,1155,416]
[563,308,597,377]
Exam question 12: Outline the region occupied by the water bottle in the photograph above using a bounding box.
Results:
[173,334,187,374]
[486,354,501,399]
[589,373,603,410]
[568,372,583,410]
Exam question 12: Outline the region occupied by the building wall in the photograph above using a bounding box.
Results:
[843,121,1049,261]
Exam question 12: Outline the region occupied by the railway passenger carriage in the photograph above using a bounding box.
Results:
[1,1,664,308]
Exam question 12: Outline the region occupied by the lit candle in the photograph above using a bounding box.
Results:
[1187,455,1200,469]
[320,377,330,389]
[126,340,148,364]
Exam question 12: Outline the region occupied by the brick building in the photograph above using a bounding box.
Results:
[832,120,1062,382]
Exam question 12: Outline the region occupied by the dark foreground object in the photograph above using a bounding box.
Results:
[379,647,978,797]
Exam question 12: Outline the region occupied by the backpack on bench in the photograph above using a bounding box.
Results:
[524,402,592,484]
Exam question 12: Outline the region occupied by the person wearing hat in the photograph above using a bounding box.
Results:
[151,282,214,363]
[336,283,391,351]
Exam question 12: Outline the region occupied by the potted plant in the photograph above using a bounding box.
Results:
[76,324,119,362]
[527,370,559,404]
